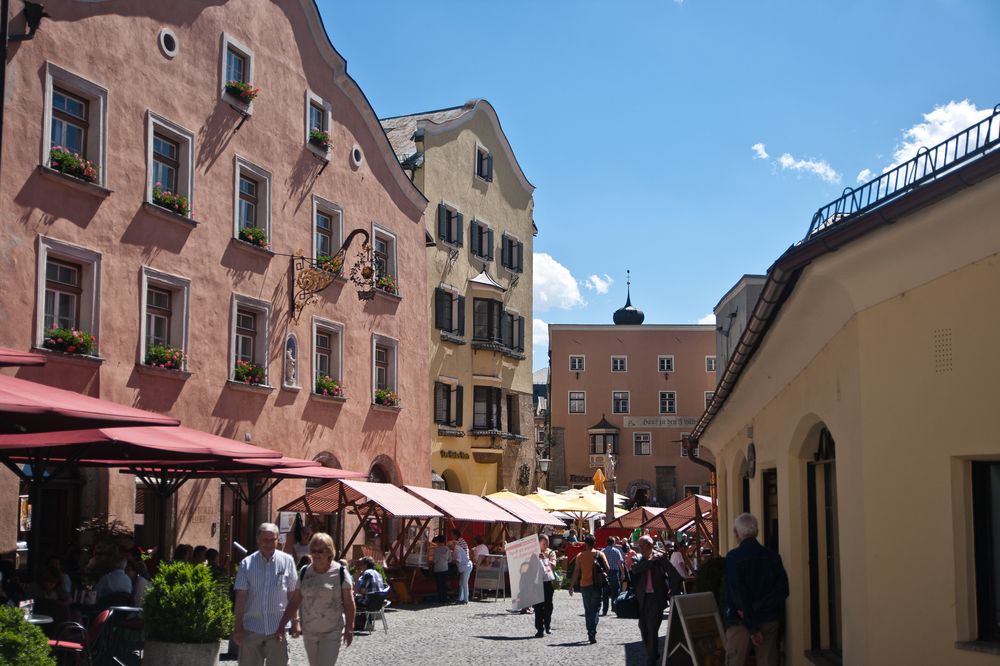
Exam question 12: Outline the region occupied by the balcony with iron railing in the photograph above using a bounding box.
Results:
[806,104,1000,239]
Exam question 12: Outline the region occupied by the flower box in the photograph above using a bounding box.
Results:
[316,254,343,275]
[308,128,331,150]
[234,360,265,385]
[48,146,98,183]
[145,344,186,371]
[373,389,399,407]
[315,375,344,398]
[224,80,260,104]
[375,275,398,296]
[238,226,269,249]
[43,327,96,355]
[152,183,190,217]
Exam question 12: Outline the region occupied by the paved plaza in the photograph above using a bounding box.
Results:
[221,589,666,665]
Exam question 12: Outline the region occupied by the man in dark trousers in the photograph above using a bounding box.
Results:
[724,513,789,666]
[632,534,683,666]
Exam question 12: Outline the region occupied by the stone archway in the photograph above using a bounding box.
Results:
[441,469,462,493]
[626,478,653,507]
[368,454,400,485]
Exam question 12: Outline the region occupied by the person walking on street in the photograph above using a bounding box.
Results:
[633,535,683,666]
[532,534,557,637]
[601,536,626,616]
[568,534,610,644]
[233,523,299,666]
[275,533,355,665]
[724,513,789,666]
[452,529,473,604]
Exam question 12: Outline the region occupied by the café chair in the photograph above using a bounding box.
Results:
[357,596,390,635]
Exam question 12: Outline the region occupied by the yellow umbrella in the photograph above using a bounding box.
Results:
[592,468,606,493]
[523,493,596,513]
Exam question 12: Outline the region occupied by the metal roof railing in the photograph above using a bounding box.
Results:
[806,104,1000,239]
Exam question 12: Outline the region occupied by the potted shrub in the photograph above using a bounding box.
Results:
[238,226,269,249]
[48,145,97,182]
[0,605,55,666]
[152,182,190,217]
[316,253,343,275]
[309,128,331,150]
[315,375,344,397]
[234,360,265,385]
[142,562,234,666]
[145,344,186,371]
[43,326,96,355]
[224,80,260,104]
[375,274,397,295]
[374,388,399,407]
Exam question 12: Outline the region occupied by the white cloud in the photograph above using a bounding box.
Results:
[533,253,585,311]
[778,153,841,184]
[697,313,716,325]
[584,273,614,294]
[856,168,872,183]
[533,318,549,349]
[751,142,769,160]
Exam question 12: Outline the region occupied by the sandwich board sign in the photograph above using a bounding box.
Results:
[661,592,726,666]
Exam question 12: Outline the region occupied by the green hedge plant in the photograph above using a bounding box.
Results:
[143,562,234,643]
[0,605,55,665]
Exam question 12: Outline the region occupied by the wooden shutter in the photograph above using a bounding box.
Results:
[437,204,448,240]
[516,241,524,272]
[501,236,511,268]
[470,221,481,257]
[486,228,494,261]
[456,296,466,336]
[517,317,525,352]
[486,154,494,182]
[502,313,513,348]
[434,288,450,331]
[455,213,464,246]
[454,385,463,426]
[434,382,447,423]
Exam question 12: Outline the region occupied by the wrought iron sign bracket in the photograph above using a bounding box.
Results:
[290,228,372,321]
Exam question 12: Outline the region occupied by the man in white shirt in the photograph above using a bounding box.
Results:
[233,523,298,666]
[670,540,694,582]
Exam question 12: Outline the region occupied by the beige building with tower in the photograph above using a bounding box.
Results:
[381,100,537,495]
[690,111,1000,664]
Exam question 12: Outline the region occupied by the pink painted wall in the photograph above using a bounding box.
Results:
[0,0,430,553]
[549,325,716,502]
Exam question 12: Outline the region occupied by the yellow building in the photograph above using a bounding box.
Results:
[690,112,1000,664]
[382,100,537,495]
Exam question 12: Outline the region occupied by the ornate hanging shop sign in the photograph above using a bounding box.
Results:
[291,229,375,321]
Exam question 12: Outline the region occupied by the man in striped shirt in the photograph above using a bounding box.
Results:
[233,523,298,666]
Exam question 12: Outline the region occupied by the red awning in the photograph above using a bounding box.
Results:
[405,485,523,524]
[604,506,669,530]
[0,374,180,431]
[279,479,442,519]
[0,348,45,367]
[641,495,715,533]
[485,495,565,527]
[272,466,366,479]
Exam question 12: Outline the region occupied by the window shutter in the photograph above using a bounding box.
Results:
[434,382,447,424]
[517,316,525,352]
[516,242,524,273]
[502,313,513,348]
[434,288,450,331]
[455,213,464,246]
[470,222,480,257]
[501,236,511,268]
[486,228,494,261]
[454,385,463,426]
[486,154,494,182]
[456,296,466,336]
[437,204,448,240]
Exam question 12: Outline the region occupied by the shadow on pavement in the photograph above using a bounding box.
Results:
[473,635,538,641]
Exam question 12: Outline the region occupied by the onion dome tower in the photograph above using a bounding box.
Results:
[612,270,645,325]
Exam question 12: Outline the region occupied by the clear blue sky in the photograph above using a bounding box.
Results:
[317,0,1000,370]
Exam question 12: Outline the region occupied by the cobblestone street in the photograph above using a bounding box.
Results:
[222,590,663,665]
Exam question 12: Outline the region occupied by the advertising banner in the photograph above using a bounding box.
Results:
[504,535,545,611]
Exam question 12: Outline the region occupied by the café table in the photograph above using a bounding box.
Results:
[27,613,53,625]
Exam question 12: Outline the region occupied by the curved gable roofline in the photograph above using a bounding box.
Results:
[418,99,535,195]
[299,0,427,213]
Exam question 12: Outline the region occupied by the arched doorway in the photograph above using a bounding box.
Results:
[627,479,652,507]
[441,469,461,493]
[805,426,841,658]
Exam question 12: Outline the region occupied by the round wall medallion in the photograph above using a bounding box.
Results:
[158,28,179,59]
[350,144,364,168]
[747,442,756,479]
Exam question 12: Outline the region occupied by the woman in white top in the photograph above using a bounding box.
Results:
[277,533,356,665]
[288,524,314,562]
[452,530,473,605]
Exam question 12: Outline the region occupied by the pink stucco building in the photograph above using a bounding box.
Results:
[548,286,716,504]
[0,0,430,558]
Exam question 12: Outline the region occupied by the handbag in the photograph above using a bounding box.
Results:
[592,553,609,590]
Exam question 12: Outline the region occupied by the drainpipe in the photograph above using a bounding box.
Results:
[683,434,718,556]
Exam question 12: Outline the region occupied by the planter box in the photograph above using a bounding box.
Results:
[143,639,220,666]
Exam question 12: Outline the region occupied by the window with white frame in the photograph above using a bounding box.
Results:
[633,432,651,456]
[658,355,674,373]
[436,203,463,246]
[233,157,271,246]
[434,380,463,427]
[312,197,343,263]
[569,355,585,372]
[312,318,343,388]
[612,356,627,372]
[501,233,524,273]
[220,34,255,107]
[37,236,101,350]
[475,144,493,181]
[231,294,270,383]
[469,219,493,260]
[43,64,108,186]
[140,268,190,367]
[146,113,195,217]
[372,334,399,396]
[704,391,715,409]
[612,391,630,414]
[659,391,677,414]
[536,429,545,443]
[305,90,332,152]
[434,287,465,335]
[372,226,398,292]
[569,391,586,414]
[706,356,717,372]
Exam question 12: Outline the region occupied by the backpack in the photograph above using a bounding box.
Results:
[592,553,609,590]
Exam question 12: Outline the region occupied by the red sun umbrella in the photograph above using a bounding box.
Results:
[0,347,45,367]
[0,374,180,432]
